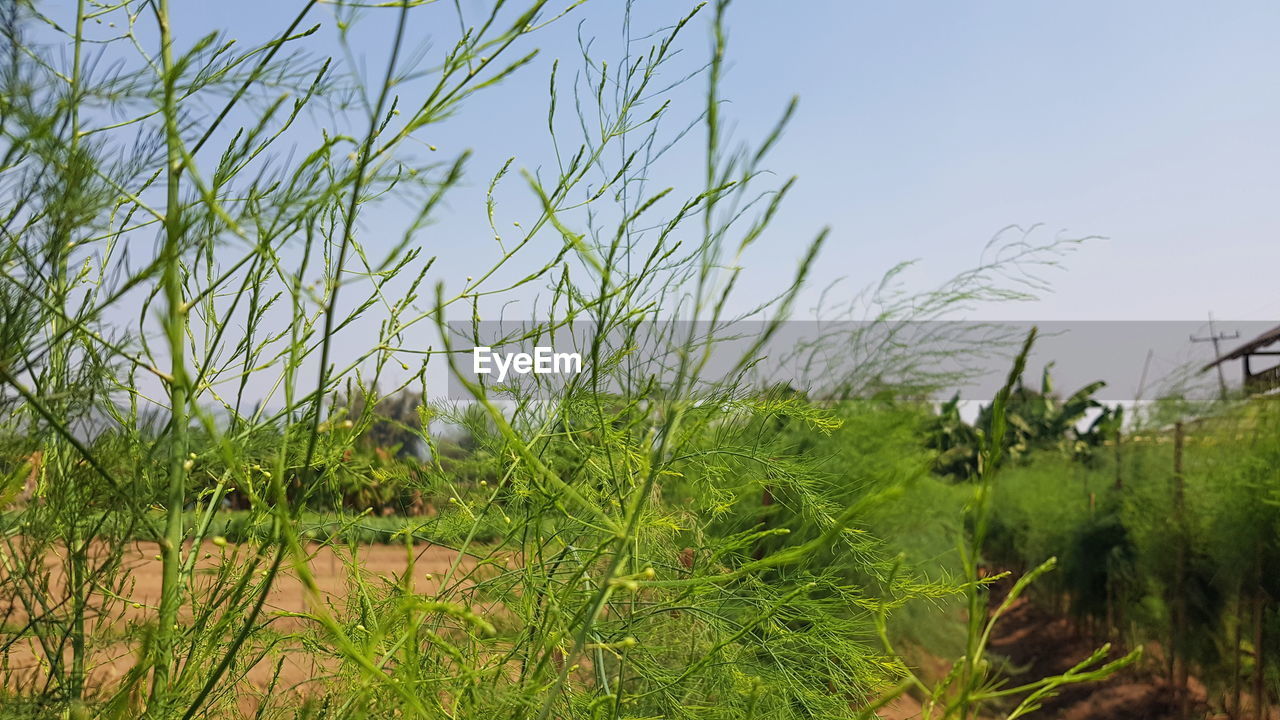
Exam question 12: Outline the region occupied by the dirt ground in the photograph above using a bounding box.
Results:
[986,594,1187,720]
[0,540,469,713]
[879,580,1277,720]
[6,547,1273,718]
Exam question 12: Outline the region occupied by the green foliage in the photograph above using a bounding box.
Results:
[980,395,1280,715]
[0,0,1188,718]
[0,2,963,717]
[927,363,1115,480]
[862,330,1139,719]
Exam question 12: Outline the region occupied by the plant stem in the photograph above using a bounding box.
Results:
[62,0,89,702]
[151,0,192,708]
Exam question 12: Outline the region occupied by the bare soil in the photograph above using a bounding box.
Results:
[879,575,1273,720]
[987,593,1189,720]
[0,540,469,714]
[7,547,1270,718]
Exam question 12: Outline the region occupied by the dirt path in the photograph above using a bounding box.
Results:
[987,593,1189,720]
[1,540,473,713]
[879,579,1223,720]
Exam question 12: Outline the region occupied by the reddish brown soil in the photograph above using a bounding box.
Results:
[0,540,470,714]
[987,594,1189,720]
[877,579,1250,720]
[6,547,1269,718]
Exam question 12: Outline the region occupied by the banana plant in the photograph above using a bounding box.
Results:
[928,363,1111,479]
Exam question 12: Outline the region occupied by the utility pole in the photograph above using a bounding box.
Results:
[1191,313,1238,401]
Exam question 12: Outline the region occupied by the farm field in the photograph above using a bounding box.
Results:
[0,542,1211,719]
[1,1,1278,719]
[1,542,466,714]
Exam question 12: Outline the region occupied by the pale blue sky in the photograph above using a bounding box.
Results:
[47,1,1280,403]
[723,1,1280,322]
[174,1,1280,324]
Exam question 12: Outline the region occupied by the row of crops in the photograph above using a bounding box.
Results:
[984,397,1280,719]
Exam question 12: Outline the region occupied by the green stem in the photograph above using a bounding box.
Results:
[151,0,191,709]
[63,0,89,702]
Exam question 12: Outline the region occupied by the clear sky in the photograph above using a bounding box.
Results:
[721,1,1280,323]
[170,1,1280,325]
[60,1,1280,403]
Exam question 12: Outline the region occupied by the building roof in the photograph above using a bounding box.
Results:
[1202,323,1280,372]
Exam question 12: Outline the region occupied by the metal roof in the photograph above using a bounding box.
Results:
[1202,323,1280,371]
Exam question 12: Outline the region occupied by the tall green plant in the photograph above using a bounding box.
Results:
[867,329,1138,719]
[0,0,609,715]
